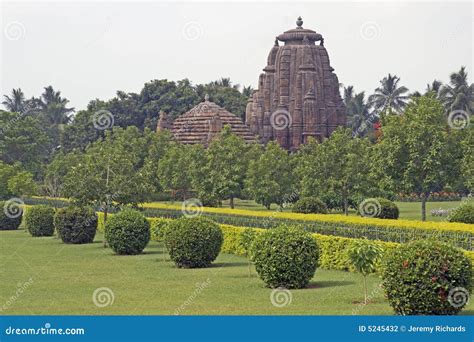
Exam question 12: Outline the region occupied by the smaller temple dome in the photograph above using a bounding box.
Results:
[158,96,256,146]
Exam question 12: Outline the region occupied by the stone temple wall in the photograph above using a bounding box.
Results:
[245,17,346,151]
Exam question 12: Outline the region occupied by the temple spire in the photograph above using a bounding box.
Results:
[296,16,303,28]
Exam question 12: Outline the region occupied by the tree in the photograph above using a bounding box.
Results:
[44,151,82,197]
[2,88,28,113]
[296,128,373,215]
[461,127,474,192]
[244,141,293,209]
[204,126,250,208]
[439,66,474,115]
[0,162,21,199]
[157,143,198,200]
[0,111,51,177]
[374,95,449,221]
[7,171,37,198]
[368,74,409,114]
[346,92,371,136]
[63,127,152,223]
[347,239,382,303]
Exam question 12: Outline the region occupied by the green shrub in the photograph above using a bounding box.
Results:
[359,198,399,219]
[54,206,97,244]
[252,225,319,289]
[150,218,172,241]
[448,201,474,224]
[382,240,472,315]
[0,200,23,230]
[164,217,223,268]
[292,197,328,214]
[105,209,150,255]
[25,205,55,237]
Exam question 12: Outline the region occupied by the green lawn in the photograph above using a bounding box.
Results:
[177,199,461,222]
[0,230,400,315]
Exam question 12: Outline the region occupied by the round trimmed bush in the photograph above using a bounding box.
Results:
[0,200,23,230]
[447,201,474,224]
[25,205,55,237]
[359,198,399,219]
[164,217,223,268]
[382,240,472,315]
[252,225,319,289]
[292,197,328,214]
[54,206,97,244]
[105,209,150,255]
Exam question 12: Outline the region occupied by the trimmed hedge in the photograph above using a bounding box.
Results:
[164,217,223,268]
[54,206,97,244]
[25,205,55,237]
[252,225,319,289]
[372,198,399,219]
[0,200,23,230]
[105,209,150,255]
[24,197,474,251]
[448,201,474,224]
[292,197,328,214]
[382,240,472,315]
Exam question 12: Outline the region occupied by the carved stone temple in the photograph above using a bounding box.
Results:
[157,95,256,146]
[245,17,346,150]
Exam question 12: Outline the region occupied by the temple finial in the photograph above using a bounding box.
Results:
[296,16,303,28]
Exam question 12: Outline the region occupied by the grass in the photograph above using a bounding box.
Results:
[163,199,461,222]
[0,230,396,315]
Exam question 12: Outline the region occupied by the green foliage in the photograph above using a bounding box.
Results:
[296,129,373,215]
[244,141,293,209]
[251,225,319,288]
[382,240,472,315]
[150,217,172,241]
[0,200,22,230]
[448,201,474,224]
[105,209,150,255]
[0,162,21,199]
[44,152,82,197]
[164,217,223,268]
[374,95,450,220]
[461,128,474,192]
[0,111,51,178]
[63,127,153,211]
[292,197,328,214]
[359,198,399,219]
[25,205,55,237]
[7,171,37,197]
[347,239,382,275]
[54,206,97,244]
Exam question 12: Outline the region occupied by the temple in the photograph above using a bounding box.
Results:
[245,17,346,150]
[157,95,256,146]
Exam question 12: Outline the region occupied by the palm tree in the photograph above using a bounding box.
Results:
[439,67,474,115]
[368,74,409,114]
[242,85,254,98]
[343,85,355,107]
[2,88,26,112]
[426,80,442,95]
[38,86,74,126]
[346,92,371,135]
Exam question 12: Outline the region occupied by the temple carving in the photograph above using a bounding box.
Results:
[245,17,346,150]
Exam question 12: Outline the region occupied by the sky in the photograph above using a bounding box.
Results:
[1,0,473,111]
